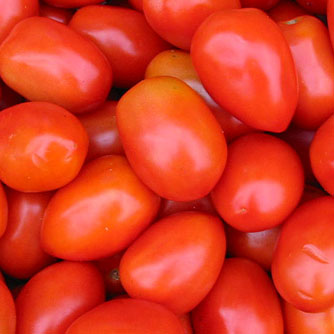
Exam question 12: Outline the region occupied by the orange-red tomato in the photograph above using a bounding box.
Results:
[268,0,307,22]
[0,183,7,239]
[211,133,304,232]
[0,102,88,192]
[0,17,112,114]
[0,280,16,334]
[39,3,74,24]
[120,211,226,314]
[192,258,283,334]
[296,0,327,14]
[241,0,279,10]
[191,8,298,132]
[117,77,227,201]
[43,0,102,8]
[41,155,160,261]
[69,5,170,88]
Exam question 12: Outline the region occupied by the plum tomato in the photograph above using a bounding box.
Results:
[39,3,74,24]
[296,0,327,14]
[0,280,16,334]
[268,0,307,22]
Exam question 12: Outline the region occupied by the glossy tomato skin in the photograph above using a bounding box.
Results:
[66,299,183,334]
[272,197,334,312]
[192,258,283,334]
[117,77,227,201]
[43,0,102,8]
[191,8,298,132]
[40,3,74,24]
[78,101,123,161]
[120,211,226,314]
[0,190,55,279]
[16,261,105,334]
[41,155,160,261]
[0,183,7,239]
[0,0,39,44]
[310,115,334,195]
[0,102,88,192]
[145,49,254,142]
[0,280,16,334]
[211,133,304,232]
[69,6,170,88]
[0,17,112,114]
[268,0,307,22]
[296,0,327,14]
[241,0,279,10]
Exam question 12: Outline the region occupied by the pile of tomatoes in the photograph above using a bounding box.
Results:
[0,0,334,333]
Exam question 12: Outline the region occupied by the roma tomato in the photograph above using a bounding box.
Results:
[0,182,7,239]
[41,155,160,261]
[0,17,112,114]
[66,299,183,334]
[269,0,307,22]
[211,133,304,232]
[43,0,102,8]
[39,3,74,24]
[0,190,55,279]
[0,102,88,192]
[120,211,226,314]
[296,0,327,14]
[69,5,170,88]
[272,197,334,312]
[310,115,334,195]
[117,77,227,201]
[192,258,283,334]
[191,8,298,132]
[16,261,105,334]
[241,0,279,10]
[0,280,16,334]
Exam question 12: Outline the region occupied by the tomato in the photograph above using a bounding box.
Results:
[268,0,307,22]
[66,299,183,334]
[145,49,254,142]
[310,115,334,195]
[211,133,304,232]
[69,6,170,88]
[272,197,334,312]
[192,258,283,334]
[0,102,88,192]
[120,211,226,314]
[41,155,160,261]
[179,313,193,334]
[191,8,298,132]
[0,183,7,239]
[284,300,334,334]
[129,0,143,11]
[328,0,334,47]
[40,3,74,24]
[77,101,123,161]
[143,0,240,50]
[0,280,16,334]
[241,0,279,10]
[296,0,327,14]
[16,261,105,334]
[117,77,227,201]
[0,0,39,44]
[0,17,112,114]
[43,0,103,8]
[0,190,55,279]
[0,81,24,111]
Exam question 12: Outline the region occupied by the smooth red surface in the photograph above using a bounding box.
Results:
[269,0,307,22]
[41,155,161,261]
[0,102,88,192]
[40,3,74,24]
[272,197,334,312]
[117,77,227,201]
[0,280,16,334]
[43,0,102,8]
[0,17,112,114]
[296,0,327,14]
[192,258,283,334]
[191,8,298,132]
[241,0,279,10]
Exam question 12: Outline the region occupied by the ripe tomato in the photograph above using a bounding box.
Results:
[0,190,55,279]
[0,183,7,239]
[39,3,74,24]
[192,258,283,334]
[66,299,183,334]
[241,0,279,10]
[0,17,112,114]
[69,5,170,88]
[43,0,102,8]
[310,115,334,195]
[0,280,16,334]
[120,211,226,314]
[41,155,160,261]
[16,261,105,334]
[296,0,327,14]
[211,133,304,232]
[0,102,88,192]
[272,197,334,312]
[268,0,307,22]
[191,8,298,132]
[117,77,227,201]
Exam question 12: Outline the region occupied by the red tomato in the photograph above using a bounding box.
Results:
[41,155,160,261]
[241,0,279,10]
[0,17,112,114]
[179,313,193,334]
[0,190,55,279]
[129,0,143,11]
[16,261,105,334]
[0,280,16,334]
[39,3,74,24]
[117,77,227,201]
[120,211,226,314]
[296,0,327,14]
[268,0,307,22]
[211,133,304,232]
[191,8,298,132]
[272,197,334,312]
[43,0,103,8]
[77,101,123,161]
[66,299,183,334]
[145,49,254,142]
[0,102,88,192]
[0,183,7,239]
[69,6,170,88]
[0,81,24,111]
[143,0,241,50]
[310,115,334,195]
[192,258,283,334]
